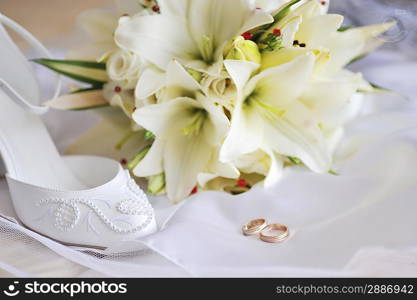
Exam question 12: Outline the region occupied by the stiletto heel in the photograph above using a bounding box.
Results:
[0,156,6,177]
[0,14,157,251]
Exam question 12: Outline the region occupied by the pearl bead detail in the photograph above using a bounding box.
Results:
[38,179,154,234]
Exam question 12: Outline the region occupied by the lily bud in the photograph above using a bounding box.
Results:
[224,36,261,64]
[148,173,165,195]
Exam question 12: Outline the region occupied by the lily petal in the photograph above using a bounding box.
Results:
[281,16,302,47]
[77,10,118,41]
[132,97,198,137]
[239,10,274,34]
[300,74,360,126]
[133,138,164,177]
[263,149,284,187]
[188,0,262,49]
[164,129,212,202]
[224,59,259,91]
[115,15,197,69]
[323,21,395,74]
[264,100,331,173]
[261,47,317,70]
[198,94,230,144]
[197,149,239,187]
[135,65,166,99]
[165,60,201,92]
[295,14,344,48]
[245,53,315,107]
[234,150,271,175]
[220,103,265,162]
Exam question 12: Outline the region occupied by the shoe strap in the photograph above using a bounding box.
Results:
[0,13,61,115]
[0,78,48,115]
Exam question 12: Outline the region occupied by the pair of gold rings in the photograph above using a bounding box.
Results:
[242,218,289,243]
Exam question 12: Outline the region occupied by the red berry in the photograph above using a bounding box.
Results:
[273,28,282,36]
[241,31,253,40]
[152,5,160,12]
[320,1,326,5]
[191,186,198,195]
[236,179,248,187]
[120,158,127,165]
[114,86,122,93]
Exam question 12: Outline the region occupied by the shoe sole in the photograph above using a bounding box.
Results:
[20,221,107,250]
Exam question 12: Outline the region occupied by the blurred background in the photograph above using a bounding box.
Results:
[0,0,113,46]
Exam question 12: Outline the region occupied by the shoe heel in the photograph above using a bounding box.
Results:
[0,155,6,177]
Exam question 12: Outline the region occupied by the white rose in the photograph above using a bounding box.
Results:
[106,49,144,89]
[200,74,237,110]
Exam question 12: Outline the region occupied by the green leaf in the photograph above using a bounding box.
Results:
[253,0,301,41]
[115,131,142,150]
[328,169,338,176]
[69,104,109,111]
[148,173,165,195]
[273,0,302,23]
[70,86,103,94]
[358,82,397,95]
[338,26,351,32]
[32,58,108,85]
[144,131,155,140]
[347,54,367,65]
[128,145,151,170]
[230,186,250,195]
[288,156,302,165]
[370,82,391,92]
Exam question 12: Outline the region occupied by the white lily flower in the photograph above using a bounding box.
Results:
[222,53,333,186]
[67,10,119,61]
[152,60,202,103]
[136,59,235,109]
[133,95,232,202]
[259,0,394,77]
[115,0,273,75]
[259,0,343,58]
[67,0,146,61]
[132,61,237,202]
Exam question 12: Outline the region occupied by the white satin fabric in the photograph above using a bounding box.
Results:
[1,47,417,277]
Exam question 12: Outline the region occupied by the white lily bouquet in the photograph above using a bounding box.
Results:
[36,0,394,202]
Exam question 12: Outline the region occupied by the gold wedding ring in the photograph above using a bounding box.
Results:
[242,218,267,236]
[259,223,289,243]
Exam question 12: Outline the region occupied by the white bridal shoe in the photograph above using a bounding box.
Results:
[0,14,157,250]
